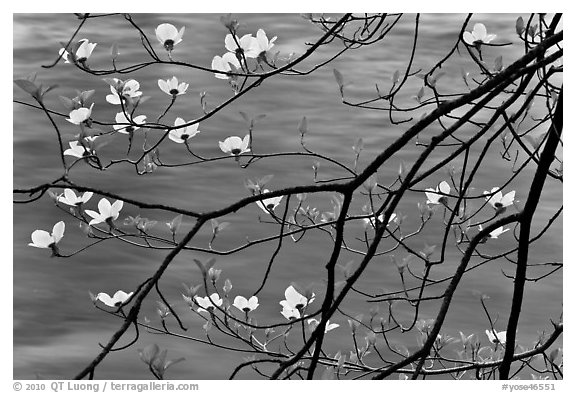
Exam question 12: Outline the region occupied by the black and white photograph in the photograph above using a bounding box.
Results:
[12,10,563,384]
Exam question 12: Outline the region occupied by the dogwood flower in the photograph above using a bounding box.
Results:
[28,221,65,249]
[225,33,259,59]
[106,79,142,105]
[75,39,97,62]
[219,135,250,156]
[158,76,189,96]
[96,290,133,307]
[256,189,283,214]
[280,285,315,311]
[489,226,509,239]
[425,181,451,205]
[59,48,70,64]
[308,318,340,333]
[156,23,185,51]
[168,117,200,144]
[281,306,300,320]
[194,293,222,313]
[64,141,93,158]
[463,23,497,46]
[66,103,94,125]
[484,187,515,212]
[85,198,124,226]
[478,224,510,240]
[485,329,506,345]
[211,53,241,79]
[233,295,259,313]
[254,29,277,57]
[57,188,93,206]
[363,212,397,228]
[113,112,147,134]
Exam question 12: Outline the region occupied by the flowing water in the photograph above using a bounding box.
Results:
[13,13,562,379]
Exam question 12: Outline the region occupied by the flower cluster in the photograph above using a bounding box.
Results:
[425,181,451,205]
[212,29,277,79]
[106,79,142,105]
[280,285,315,320]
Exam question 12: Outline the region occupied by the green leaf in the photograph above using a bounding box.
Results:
[494,56,503,72]
[193,259,207,276]
[14,79,39,96]
[167,214,183,234]
[298,116,308,136]
[515,17,525,36]
[39,84,58,99]
[413,86,424,103]
[333,68,344,88]
[138,343,160,365]
[392,70,400,85]
[59,96,76,111]
[110,42,119,60]
[239,111,250,123]
[80,89,95,103]
[258,174,274,187]
[163,357,185,372]
[102,77,120,88]
[352,137,363,154]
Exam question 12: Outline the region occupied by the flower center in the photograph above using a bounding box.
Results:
[242,307,251,313]
[163,39,175,51]
[181,134,189,141]
[494,202,503,208]
[169,88,179,95]
[231,148,241,155]
[126,126,134,133]
[82,150,91,157]
[266,203,275,210]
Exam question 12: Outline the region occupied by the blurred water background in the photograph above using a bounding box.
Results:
[13,13,562,379]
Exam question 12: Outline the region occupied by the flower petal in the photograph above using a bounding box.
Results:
[29,230,52,248]
[98,198,112,216]
[500,191,515,207]
[52,221,65,243]
[463,31,474,45]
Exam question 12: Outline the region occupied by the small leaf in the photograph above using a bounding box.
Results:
[223,278,233,293]
[111,42,119,60]
[352,137,363,154]
[392,70,400,85]
[413,86,424,103]
[80,89,95,103]
[258,174,274,187]
[516,17,525,36]
[494,56,503,72]
[398,161,406,178]
[333,68,344,89]
[138,343,160,365]
[210,219,219,233]
[298,116,308,136]
[14,79,39,96]
[239,111,250,123]
[163,357,185,372]
[102,77,120,88]
[59,96,76,111]
[39,84,58,99]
